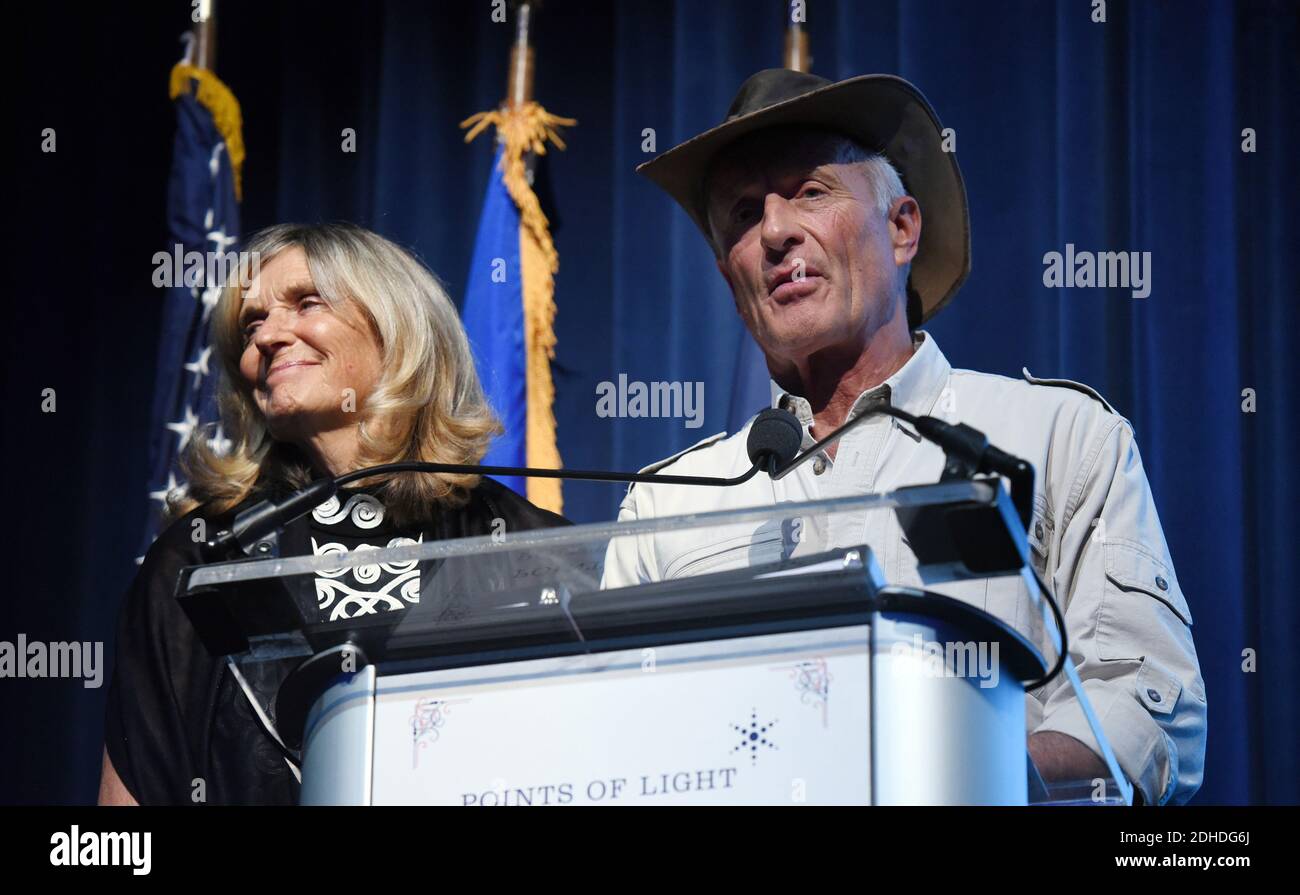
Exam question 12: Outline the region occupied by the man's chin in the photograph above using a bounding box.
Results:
[755,327,838,364]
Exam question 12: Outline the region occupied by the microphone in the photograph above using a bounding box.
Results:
[767,404,1035,527]
[204,410,807,560]
[745,408,804,472]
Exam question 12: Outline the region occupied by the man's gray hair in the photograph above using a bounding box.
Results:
[837,141,913,299]
[832,139,908,216]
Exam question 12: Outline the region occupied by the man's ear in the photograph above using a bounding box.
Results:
[889,196,922,267]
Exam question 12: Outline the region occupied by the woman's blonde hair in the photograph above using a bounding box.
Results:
[166,222,500,528]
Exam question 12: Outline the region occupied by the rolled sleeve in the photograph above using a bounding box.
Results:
[1031,416,1207,805]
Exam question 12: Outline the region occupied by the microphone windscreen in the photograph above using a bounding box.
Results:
[747,408,803,469]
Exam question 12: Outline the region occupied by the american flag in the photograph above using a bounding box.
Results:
[138,66,242,558]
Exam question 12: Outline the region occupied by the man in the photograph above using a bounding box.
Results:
[603,70,1206,805]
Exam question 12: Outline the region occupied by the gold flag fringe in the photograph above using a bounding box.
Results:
[169,63,246,202]
[461,102,575,515]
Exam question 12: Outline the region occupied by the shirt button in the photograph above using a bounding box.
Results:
[1146,688,1162,704]
[1034,522,1044,541]
[812,456,828,475]
[1155,575,1169,591]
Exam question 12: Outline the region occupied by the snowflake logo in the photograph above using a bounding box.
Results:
[731,709,778,765]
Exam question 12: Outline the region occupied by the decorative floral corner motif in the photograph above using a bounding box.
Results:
[410,697,470,769]
[772,657,831,728]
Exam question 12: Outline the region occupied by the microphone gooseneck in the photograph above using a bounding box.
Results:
[207,407,830,561]
[206,454,770,561]
[769,403,1035,528]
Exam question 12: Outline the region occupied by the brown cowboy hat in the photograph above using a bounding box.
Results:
[636,69,970,324]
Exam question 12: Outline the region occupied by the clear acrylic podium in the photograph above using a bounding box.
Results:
[177,478,1133,806]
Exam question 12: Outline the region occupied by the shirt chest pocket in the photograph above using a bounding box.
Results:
[1097,539,1193,662]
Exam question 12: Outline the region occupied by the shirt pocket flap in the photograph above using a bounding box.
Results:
[1104,540,1192,626]
[1136,660,1182,716]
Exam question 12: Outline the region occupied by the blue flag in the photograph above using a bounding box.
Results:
[140,73,242,555]
[462,145,527,497]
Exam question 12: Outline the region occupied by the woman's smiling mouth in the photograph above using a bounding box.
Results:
[265,359,320,385]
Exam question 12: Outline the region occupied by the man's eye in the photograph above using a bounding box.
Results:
[800,185,826,199]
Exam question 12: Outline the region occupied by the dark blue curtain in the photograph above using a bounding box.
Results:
[6,0,1296,805]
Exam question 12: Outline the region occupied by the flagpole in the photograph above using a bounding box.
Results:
[508,1,537,183]
[783,0,811,72]
[169,0,243,201]
[143,0,239,552]
[192,0,217,71]
[460,0,573,515]
[508,1,534,108]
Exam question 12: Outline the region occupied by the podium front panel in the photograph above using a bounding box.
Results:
[365,626,871,806]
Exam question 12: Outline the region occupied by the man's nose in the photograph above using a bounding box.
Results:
[759,193,803,253]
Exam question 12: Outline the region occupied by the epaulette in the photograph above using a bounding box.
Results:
[1021,368,1117,415]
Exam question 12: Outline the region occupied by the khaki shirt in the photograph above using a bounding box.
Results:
[603,331,1206,805]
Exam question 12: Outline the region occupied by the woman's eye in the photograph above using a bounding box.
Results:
[800,185,825,199]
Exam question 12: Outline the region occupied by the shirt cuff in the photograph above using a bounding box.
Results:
[1033,677,1176,806]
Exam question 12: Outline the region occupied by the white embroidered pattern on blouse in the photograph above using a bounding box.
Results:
[312,533,423,621]
[312,493,385,529]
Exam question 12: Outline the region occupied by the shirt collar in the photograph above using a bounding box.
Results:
[768,331,952,442]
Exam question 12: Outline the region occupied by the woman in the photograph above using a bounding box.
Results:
[99,222,567,805]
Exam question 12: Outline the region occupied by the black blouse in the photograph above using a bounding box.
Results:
[104,477,568,805]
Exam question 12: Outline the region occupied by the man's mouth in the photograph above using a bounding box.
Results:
[767,268,823,304]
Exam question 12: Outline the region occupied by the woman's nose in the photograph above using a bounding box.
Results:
[252,308,294,350]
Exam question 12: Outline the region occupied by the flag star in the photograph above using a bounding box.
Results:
[166,406,200,450]
[208,143,226,181]
[185,346,212,386]
[206,226,238,255]
[148,471,181,505]
[207,423,232,456]
[199,283,222,322]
